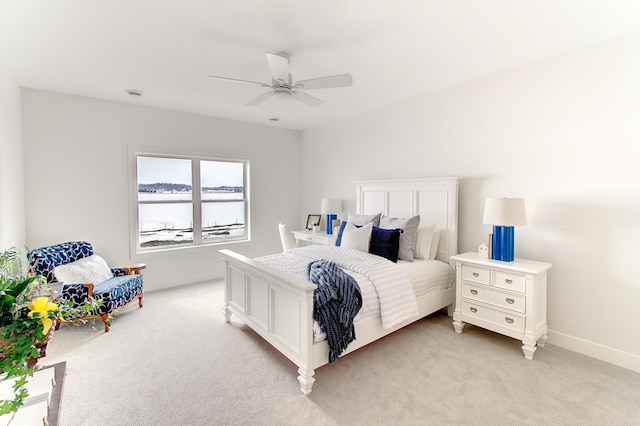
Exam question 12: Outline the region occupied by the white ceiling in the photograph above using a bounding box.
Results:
[1,0,640,131]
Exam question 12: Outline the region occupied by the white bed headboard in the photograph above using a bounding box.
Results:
[354,177,459,264]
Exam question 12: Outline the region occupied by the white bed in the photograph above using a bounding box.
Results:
[219,177,459,395]
[257,246,454,343]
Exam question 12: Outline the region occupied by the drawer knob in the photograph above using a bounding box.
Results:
[470,289,478,295]
[472,272,479,277]
[506,298,514,304]
[470,307,477,313]
[505,279,513,284]
[505,317,514,324]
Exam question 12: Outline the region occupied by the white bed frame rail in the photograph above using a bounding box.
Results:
[221,177,459,395]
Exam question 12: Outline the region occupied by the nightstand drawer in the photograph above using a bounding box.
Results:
[461,301,524,333]
[494,271,526,293]
[461,283,525,313]
[461,265,490,285]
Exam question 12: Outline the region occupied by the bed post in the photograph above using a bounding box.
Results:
[223,305,232,323]
[297,366,315,396]
[298,283,316,395]
[222,259,233,323]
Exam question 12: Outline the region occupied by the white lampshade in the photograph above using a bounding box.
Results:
[483,198,527,226]
[320,198,342,214]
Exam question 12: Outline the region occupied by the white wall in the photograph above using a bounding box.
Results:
[0,62,26,251]
[300,34,640,372]
[22,90,301,291]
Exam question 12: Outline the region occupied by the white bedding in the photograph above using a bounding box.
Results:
[399,258,455,298]
[257,245,454,342]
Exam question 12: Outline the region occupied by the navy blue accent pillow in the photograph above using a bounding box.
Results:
[369,227,402,263]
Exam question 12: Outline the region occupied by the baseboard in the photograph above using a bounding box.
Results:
[548,329,640,373]
[146,278,223,293]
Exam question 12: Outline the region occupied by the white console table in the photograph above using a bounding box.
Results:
[292,229,336,246]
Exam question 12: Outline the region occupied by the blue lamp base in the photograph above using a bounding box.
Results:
[492,225,515,262]
[326,214,337,234]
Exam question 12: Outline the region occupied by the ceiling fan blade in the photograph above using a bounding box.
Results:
[265,52,290,84]
[291,91,323,107]
[208,75,270,87]
[294,74,353,90]
[246,91,274,106]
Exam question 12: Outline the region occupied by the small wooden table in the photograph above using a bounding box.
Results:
[123,263,146,275]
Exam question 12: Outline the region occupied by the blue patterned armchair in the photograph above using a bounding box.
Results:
[27,241,144,332]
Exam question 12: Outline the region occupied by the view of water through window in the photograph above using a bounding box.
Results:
[136,156,246,248]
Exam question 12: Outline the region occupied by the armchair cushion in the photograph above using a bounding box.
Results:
[53,254,114,284]
[93,275,144,314]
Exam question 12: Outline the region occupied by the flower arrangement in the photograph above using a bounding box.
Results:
[0,247,97,416]
[27,297,58,336]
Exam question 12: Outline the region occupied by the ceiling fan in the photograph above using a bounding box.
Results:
[208,52,353,107]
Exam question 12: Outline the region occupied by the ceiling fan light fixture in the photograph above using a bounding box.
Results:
[273,87,291,98]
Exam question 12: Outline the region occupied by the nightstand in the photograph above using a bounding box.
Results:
[450,252,552,359]
[292,229,336,246]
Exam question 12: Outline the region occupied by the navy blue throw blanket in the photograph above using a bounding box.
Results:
[307,260,362,364]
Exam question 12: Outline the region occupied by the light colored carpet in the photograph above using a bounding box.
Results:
[43,281,640,425]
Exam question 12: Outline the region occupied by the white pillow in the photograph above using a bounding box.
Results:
[429,229,441,260]
[53,255,114,284]
[340,222,373,252]
[414,224,437,260]
[347,212,381,227]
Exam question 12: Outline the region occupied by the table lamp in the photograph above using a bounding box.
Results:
[320,198,342,234]
[483,197,526,262]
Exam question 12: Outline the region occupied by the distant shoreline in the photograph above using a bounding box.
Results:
[139,223,244,247]
[140,223,244,235]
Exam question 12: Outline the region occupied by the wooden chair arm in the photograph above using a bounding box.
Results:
[123,263,146,275]
[82,283,95,297]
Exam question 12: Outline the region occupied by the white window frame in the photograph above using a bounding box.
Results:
[128,147,250,255]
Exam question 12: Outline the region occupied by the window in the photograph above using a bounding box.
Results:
[133,152,249,251]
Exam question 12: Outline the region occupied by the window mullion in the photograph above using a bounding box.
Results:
[192,159,202,245]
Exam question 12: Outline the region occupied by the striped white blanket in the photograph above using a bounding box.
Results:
[257,245,418,329]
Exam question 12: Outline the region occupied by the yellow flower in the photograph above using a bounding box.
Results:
[27,297,59,335]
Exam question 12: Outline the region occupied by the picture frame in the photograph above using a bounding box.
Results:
[305,214,322,230]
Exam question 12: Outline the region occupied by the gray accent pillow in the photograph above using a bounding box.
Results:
[379,215,420,261]
[347,212,381,227]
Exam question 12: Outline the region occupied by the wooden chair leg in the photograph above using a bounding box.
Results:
[38,342,48,358]
[138,293,144,308]
[101,314,111,332]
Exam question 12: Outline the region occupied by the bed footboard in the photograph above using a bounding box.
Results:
[219,249,317,395]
